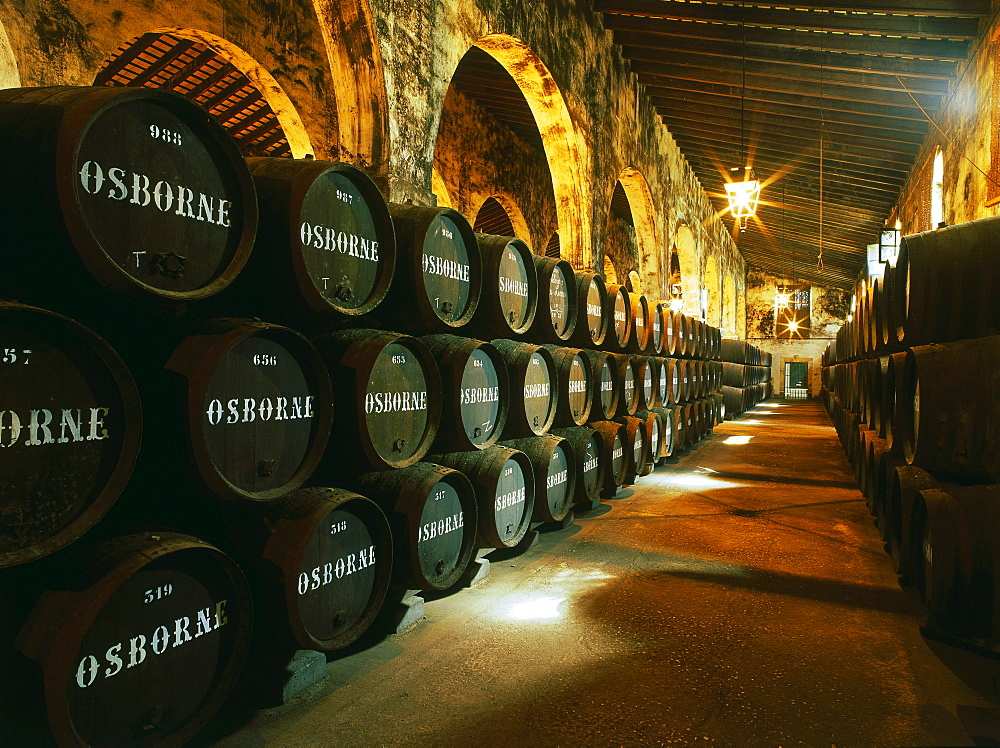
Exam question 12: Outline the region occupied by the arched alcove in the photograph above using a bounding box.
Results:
[674,224,700,316]
[472,34,589,268]
[603,253,619,284]
[474,195,532,245]
[615,168,661,297]
[545,231,561,258]
[0,20,18,88]
[95,29,313,157]
[704,255,721,326]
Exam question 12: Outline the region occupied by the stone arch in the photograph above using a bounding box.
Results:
[603,253,620,285]
[673,223,700,316]
[0,20,18,89]
[616,168,660,297]
[475,194,532,245]
[473,34,589,269]
[704,255,721,326]
[95,28,314,158]
[310,0,389,170]
[724,273,737,333]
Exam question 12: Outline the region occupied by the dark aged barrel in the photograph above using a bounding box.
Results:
[571,270,609,348]
[589,420,629,497]
[584,349,619,420]
[613,353,641,417]
[13,532,252,747]
[651,357,669,408]
[900,336,1000,482]
[469,234,538,338]
[664,309,681,356]
[428,446,535,549]
[238,158,395,320]
[886,465,938,583]
[242,487,392,650]
[420,334,508,451]
[635,356,658,411]
[316,329,440,471]
[605,283,633,351]
[0,86,256,309]
[614,415,649,485]
[542,345,593,426]
[652,406,675,459]
[664,358,681,406]
[165,319,333,502]
[530,256,577,343]
[501,435,576,523]
[648,300,665,355]
[551,426,606,506]
[0,303,141,568]
[628,294,652,354]
[492,339,556,437]
[634,411,661,476]
[354,464,476,591]
[385,204,481,331]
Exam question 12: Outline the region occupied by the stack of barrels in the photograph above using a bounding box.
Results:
[720,339,772,417]
[0,84,726,746]
[821,215,1000,657]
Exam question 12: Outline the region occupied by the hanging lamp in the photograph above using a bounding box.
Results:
[726,3,762,231]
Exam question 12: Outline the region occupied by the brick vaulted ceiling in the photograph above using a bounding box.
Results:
[596,0,992,288]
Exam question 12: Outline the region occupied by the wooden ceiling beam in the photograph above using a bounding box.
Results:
[596,0,982,37]
[664,116,919,160]
[631,56,951,97]
[620,40,959,81]
[631,0,990,17]
[652,94,928,146]
[609,20,971,60]
[640,80,930,124]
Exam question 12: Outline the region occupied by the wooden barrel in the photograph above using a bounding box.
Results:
[238,158,395,321]
[873,451,906,532]
[0,302,141,568]
[914,485,1000,647]
[628,294,652,354]
[886,465,938,584]
[164,319,333,501]
[570,270,609,348]
[0,86,256,310]
[492,339,557,437]
[316,329,440,471]
[648,356,667,409]
[385,204,481,331]
[877,264,896,351]
[678,358,694,402]
[14,532,252,747]
[883,351,907,454]
[420,334,509,451]
[542,345,593,426]
[583,349,619,421]
[501,435,576,524]
[551,426,606,506]
[240,487,392,649]
[615,414,650,484]
[671,403,688,450]
[650,406,675,459]
[899,336,1000,482]
[588,420,629,497]
[529,256,577,343]
[612,354,641,416]
[634,356,658,411]
[605,283,633,351]
[663,358,682,405]
[634,411,661,476]
[427,446,535,549]
[676,314,693,358]
[648,300,665,355]
[469,234,538,338]
[663,309,680,356]
[892,217,1000,347]
[353,464,477,591]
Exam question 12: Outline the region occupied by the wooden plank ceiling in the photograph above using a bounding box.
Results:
[596,0,991,288]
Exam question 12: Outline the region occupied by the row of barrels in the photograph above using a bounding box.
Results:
[828,215,1000,364]
[0,85,722,364]
[0,393,728,747]
[823,229,1000,658]
[1,298,733,570]
[719,339,772,418]
[824,391,1000,654]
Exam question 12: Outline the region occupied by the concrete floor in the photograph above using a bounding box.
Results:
[207,399,1000,746]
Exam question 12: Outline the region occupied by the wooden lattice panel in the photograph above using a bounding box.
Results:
[474,196,517,236]
[95,33,291,158]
